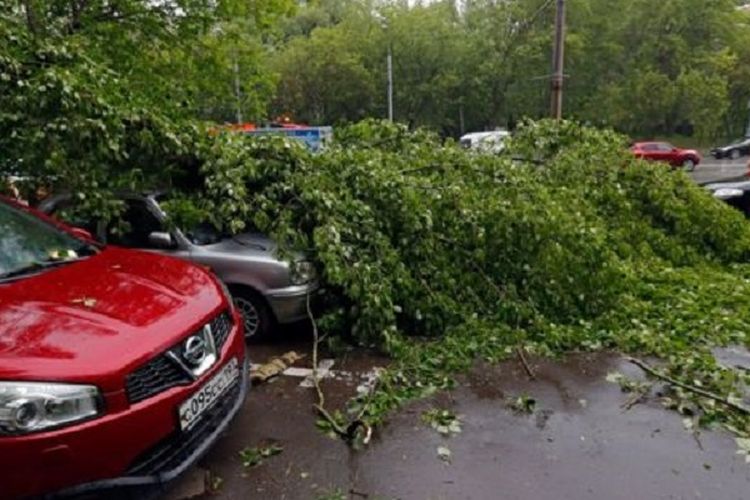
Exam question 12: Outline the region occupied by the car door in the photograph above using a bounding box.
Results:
[652,143,676,165]
[637,143,658,161]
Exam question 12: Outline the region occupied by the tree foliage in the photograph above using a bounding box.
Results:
[170,120,750,351]
[5,0,748,140]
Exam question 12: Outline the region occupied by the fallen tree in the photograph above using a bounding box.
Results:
[188,120,750,444]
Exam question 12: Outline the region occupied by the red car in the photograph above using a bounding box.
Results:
[0,197,246,498]
[630,142,702,171]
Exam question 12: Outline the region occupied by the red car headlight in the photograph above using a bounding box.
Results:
[0,382,103,435]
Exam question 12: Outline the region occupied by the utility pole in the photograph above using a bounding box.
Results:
[387,47,394,122]
[459,100,465,135]
[550,0,566,119]
[233,51,243,124]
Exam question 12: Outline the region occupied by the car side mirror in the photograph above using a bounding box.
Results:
[71,227,93,241]
[148,231,175,249]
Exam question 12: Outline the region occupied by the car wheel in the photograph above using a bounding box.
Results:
[682,159,696,172]
[231,288,272,340]
[731,149,741,160]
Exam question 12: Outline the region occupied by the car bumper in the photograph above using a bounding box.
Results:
[712,149,731,159]
[55,361,248,499]
[0,312,247,500]
[265,282,321,324]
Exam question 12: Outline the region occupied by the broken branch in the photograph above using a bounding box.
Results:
[626,357,750,415]
[307,292,371,443]
[516,346,536,380]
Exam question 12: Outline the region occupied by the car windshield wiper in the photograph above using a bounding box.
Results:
[0,256,91,282]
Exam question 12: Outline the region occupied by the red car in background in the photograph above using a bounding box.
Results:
[630,142,702,171]
[0,197,246,498]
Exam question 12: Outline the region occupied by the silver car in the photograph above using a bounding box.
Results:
[39,193,318,338]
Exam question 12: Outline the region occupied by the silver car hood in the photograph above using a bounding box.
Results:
[204,232,278,258]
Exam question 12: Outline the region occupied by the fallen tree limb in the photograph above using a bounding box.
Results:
[307,293,372,444]
[626,357,750,415]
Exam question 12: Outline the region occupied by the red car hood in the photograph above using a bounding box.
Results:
[0,247,225,391]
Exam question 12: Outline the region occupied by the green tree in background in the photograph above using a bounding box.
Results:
[2,0,750,147]
[272,0,750,140]
[272,19,378,124]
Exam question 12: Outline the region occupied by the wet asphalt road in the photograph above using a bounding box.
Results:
[690,156,748,184]
[161,337,750,500]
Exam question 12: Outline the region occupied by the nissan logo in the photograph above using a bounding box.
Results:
[183,333,209,367]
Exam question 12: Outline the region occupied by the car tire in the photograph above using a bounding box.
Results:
[731,149,741,160]
[682,158,696,172]
[230,287,272,340]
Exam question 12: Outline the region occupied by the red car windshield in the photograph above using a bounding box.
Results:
[0,200,96,281]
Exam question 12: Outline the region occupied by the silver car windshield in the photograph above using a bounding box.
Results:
[186,221,226,246]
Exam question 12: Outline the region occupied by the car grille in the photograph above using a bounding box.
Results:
[211,310,233,351]
[126,379,241,476]
[125,310,234,405]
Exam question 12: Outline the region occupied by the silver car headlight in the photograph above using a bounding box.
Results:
[0,382,102,435]
[290,260,317,286]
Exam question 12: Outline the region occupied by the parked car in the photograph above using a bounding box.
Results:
[703,160,750,217]
[710,137,750,160]
[39,192,319,339]
[704,179,750,217]
[0,196,246,498]
[460,130,510,153]
[630,142,702,171]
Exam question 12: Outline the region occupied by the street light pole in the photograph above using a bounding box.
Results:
[550,0,566,119]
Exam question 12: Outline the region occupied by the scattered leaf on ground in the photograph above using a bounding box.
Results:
[239,444,283,468]
[735,437,750,463]
[509,394,536,414]
[422,408,462,436]
[437,445,452,463]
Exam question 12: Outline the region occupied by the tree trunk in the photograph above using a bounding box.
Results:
[21,0,40,36]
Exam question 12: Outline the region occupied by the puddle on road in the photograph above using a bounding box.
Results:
[180,351,750,500]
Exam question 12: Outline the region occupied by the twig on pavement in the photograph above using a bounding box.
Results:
[627,357,750,415]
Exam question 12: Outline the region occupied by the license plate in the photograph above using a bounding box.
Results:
[179,358,239,431]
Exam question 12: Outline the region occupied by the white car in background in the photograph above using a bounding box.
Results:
[459,130,510,153]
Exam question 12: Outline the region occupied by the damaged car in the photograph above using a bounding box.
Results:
[39,192,319,339]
